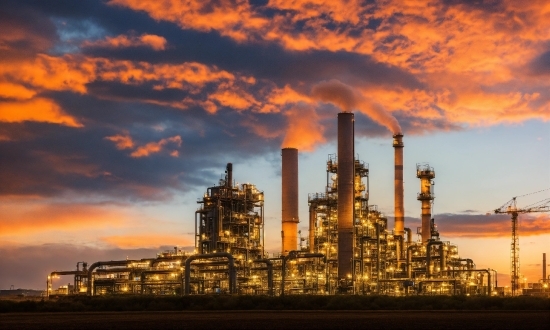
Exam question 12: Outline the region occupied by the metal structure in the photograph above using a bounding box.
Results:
[416,163,436,243]
[46,111,494,298]
[494,195,550,295]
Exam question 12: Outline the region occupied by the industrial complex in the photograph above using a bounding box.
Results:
[46,112,549,298]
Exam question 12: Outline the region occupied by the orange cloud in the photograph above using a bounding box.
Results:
[437,213,550,238]
[0,82,36,100]
[100,234,191,249]
[0,201,128,236]
[108,0,269,42]
[107,0,550,128]
[130,135,182,158]
[83,33,167,50]
[208,84,259,111]
[105,133,135,150]
[0,97,82,127]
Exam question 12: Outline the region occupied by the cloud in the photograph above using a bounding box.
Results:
[0,97,82,127]
[104,133,134,150]
[0,199,128,236]
[130,135,182,158]
[83,33,167,50]
[100,234,191,249]
[434,213,550,238]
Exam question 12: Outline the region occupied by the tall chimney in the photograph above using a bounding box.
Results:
[393,133,404,237]
[226,163,233,188]
[544,253,547,281]
[338,112,354,280]
[282,148,298,255]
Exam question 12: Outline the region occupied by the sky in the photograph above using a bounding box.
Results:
[0,0,548,290]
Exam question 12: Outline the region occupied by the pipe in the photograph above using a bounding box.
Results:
[308,203,316,253]
[87,260,146,296]
[282,148,299,255]
[253,259,274,296]
[184,252,235,295]
[393,133,404,237]
[337,112,354,281]
[281,251,325,296]
[48,271,87,297]
[426,241,445,278]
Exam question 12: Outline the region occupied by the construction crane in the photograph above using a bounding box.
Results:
[494,191,550,296]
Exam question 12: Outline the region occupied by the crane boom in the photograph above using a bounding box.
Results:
[494,196,549,296]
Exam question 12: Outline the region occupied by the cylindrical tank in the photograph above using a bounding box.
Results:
[282,148,299,255]
[393,134,404,237]
[337,112,354,280]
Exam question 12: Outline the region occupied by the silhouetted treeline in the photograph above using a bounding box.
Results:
[1,295,549,313]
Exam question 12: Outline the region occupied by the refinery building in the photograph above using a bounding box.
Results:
[46,112,548,298]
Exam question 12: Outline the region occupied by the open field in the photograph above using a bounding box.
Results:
[2,295,549,313]
[1,310,549,330]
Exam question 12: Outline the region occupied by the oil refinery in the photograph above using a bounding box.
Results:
[46,112,549,298]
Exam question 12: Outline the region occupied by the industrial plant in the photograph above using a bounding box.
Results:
[46,112,549,298]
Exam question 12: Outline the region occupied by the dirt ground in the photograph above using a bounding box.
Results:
[1,310,548,330]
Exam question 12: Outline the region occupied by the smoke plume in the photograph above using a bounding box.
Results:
[311,79,402,134]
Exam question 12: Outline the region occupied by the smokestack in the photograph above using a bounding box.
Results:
[226,163,233,188]
[338,112,354,280]
[544,253,547,281]
[282,148,299,255]
[393,133,404,237]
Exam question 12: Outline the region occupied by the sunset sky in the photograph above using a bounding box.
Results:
[0,0,548,290]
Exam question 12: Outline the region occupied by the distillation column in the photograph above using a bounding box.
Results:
[417,164,435,243]
[393,134,404,237]
[282,148,299,255]
[338,112,354,281]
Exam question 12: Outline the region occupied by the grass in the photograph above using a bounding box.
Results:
[1,295,549,313]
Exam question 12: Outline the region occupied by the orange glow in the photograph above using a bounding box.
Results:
[438,214,550,238]
[0,202,127,236]
[130,135,182,158]
[105,133,135,150]
[282,105,326,152]
[0,97,82,127]
[83,33,167,50]
[100,234,192,249]
[0,82,36,99]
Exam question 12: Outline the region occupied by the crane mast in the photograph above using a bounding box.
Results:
[494,196,549,296]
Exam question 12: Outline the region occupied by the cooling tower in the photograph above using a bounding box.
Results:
[282,148,299,255]
[337,112,354,280]
[393,133,404,237]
